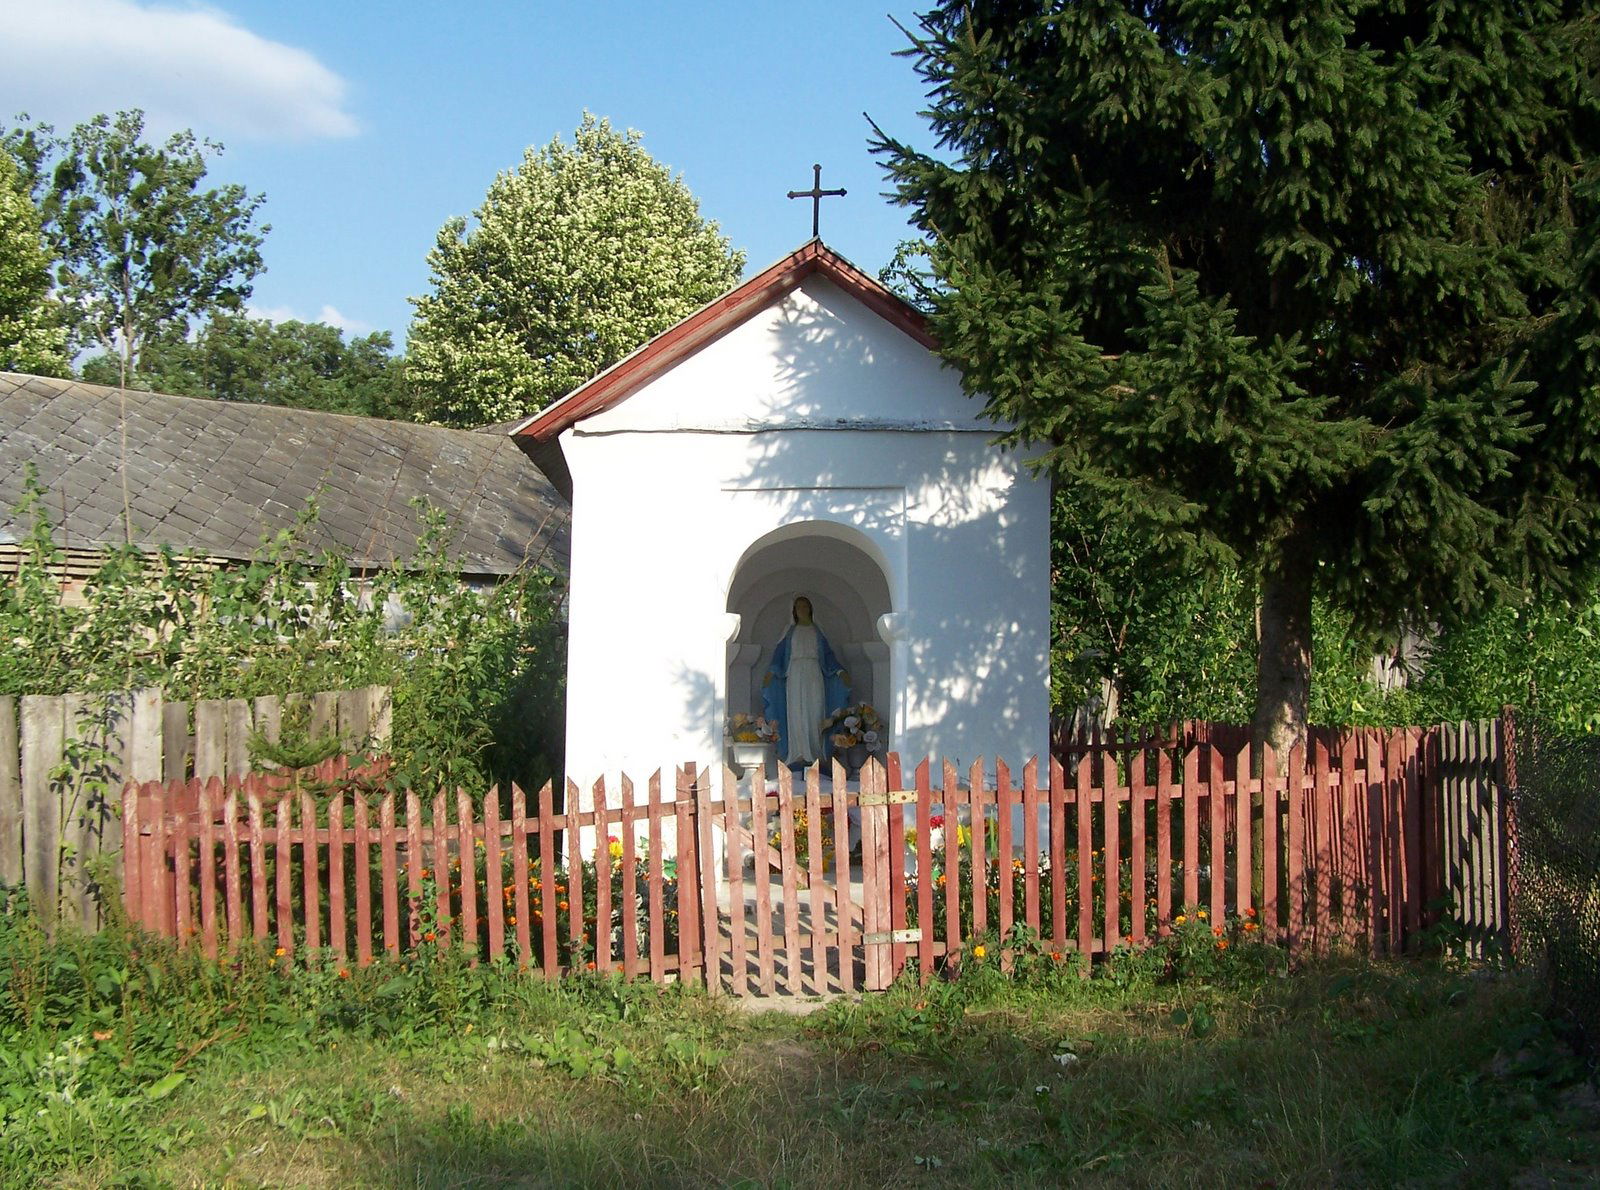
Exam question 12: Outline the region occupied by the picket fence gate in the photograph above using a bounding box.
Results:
[119,721,1510,994]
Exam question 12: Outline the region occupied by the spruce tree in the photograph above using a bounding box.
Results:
[877,1,1600,746]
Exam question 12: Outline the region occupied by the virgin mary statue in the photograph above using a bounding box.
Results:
[761,596,850,766]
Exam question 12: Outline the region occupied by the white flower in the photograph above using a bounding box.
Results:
[863,730,880,746]
[1053,1052,1079,1066]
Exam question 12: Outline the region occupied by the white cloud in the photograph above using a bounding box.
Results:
[316,305,373,336]
[0,1,358,142]
[246,302,373,336]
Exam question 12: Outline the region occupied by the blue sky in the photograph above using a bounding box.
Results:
[1,0,937,347]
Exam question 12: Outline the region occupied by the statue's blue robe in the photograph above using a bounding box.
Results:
[761,626,851,763]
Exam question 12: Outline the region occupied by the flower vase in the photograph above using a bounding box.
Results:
[843,743,870,776]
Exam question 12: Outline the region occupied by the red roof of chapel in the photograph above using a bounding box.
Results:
[511,239,934,444]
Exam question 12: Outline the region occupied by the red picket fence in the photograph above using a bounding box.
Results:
[120,724,1506,995]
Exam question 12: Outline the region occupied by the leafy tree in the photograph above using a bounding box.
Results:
[81,313,420,420]
[0,149,67,375]
[876,1,1600,747]
[8,110,267,379]
[407,112,744,426]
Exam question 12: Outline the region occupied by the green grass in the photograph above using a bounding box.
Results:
[4,899,1598,1188]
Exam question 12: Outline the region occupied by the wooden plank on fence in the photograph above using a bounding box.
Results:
[1105,747,1122,950]
[1385,730,1405,955]
[1287,741,1306,955]
[943,759,962,964]
[226,700,251,779]
[915,760,934,982]
[697,768,723,995]
[198,778,218,957]
[247,784,268,942]
[887,754,908,982]
[968,758,987,945]
[721,767,746,993]
[1183,744,1200,911]
[454,790,476,966]
[674,768,700,988]
[1022,756,1041,935]
[747,765,774,996]
[274,788,293,958]
[352,792,372,965]
[1234,741,1251,920]
[1403,728,1424,950]
[120,779,141,925]
[511,784,532,970]
[831,759,855,994]
[996,759,1015,963]
[1075,752,1092,956]
[406,791,423,949]
[0,696,18,888]
[1209,742,1226,929]
[380,792,400,958]
[1311,735,1331,952]
[431,791,450,950]
[163,701,189,782]
[368,685,393,748]
[594,777,614,974]
[805,764,828,993]
[21,695,64,923]
[645,774,664,985]
[338,687,370,754]
[193,701,225,782]
[1157,746,1173,935]
[619,776,639,978]
[327,788,345,960]
[1262,744,1279,942]
[483,786,502,959]
[1130,749,1147,944]
[570,779,589,969]
[310,691,337,744]
[777,764,801,996]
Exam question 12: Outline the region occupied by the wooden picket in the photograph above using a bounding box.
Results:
[117,723,1505,995]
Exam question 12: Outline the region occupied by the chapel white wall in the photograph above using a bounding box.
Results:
[558,275,1051,789]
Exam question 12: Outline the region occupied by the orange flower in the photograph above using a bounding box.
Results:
[558,899,569,912]
[1244,921,1259,933]
[338,968,350,979]
[274,946,286,957]
[420,868,430,879]
[1216,939,1229,951]
[1197,909,1208,921]
[1050,951,1063,962]
[586,961,596,971]
[1245,906,1257,918]
[423,931,436,942]
[1212,926,1224,938]
[507,915,517,925]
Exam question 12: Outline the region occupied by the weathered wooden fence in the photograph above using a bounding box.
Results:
[120,721,1509,994]
[0,685,390,928]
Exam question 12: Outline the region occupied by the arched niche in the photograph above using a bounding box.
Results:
[725,523,894,740]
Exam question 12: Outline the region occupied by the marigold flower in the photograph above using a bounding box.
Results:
[1175,914,1186,926]
[424,931,436,942]
[1213,926,1224,938]
[1051,951,1063,962]
[507,915,517,925]
[1245,906,1257,918]
[1244,921,1259,933]
[558,899,569,912]
[420,868,430,879]
[1197,909,1208,920]
[1216,939,1229,951]
[972,944,987,959]
[338,968,350,979]
[274,946,286,957]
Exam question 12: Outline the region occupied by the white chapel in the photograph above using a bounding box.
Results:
[512,241,1051,789]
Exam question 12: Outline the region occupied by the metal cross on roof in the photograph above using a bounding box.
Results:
[787,163,846,239]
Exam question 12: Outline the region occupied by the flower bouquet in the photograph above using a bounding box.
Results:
[822,703,885,775]
[725,713,778,743]
[821,702,884,751]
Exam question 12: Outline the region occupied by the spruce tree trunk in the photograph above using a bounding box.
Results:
[1253,528,1314,754]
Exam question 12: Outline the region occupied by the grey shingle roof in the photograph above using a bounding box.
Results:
[0,372,570,577]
